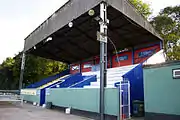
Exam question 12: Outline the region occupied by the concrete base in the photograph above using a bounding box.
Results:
[52,105,117,120]
[145,112,180,120]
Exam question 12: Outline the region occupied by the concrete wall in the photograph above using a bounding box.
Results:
[23,94,40,104]
[21,89,40,104]
[46,88,119,116]
[143,62,180,120]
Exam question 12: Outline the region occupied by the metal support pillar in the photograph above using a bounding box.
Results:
[80,62,82,73]
[19,52,26,91]
[128,81,131,118]
[68,64,71,70]
[132,47,135,64]
[99,2,108,120]
[160,41,163,50]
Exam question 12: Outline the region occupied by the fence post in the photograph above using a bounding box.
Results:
[128,81,131,119]
[117,82,122,120]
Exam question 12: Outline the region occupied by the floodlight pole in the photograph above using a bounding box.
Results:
[99,2,108,120]
[19,52,26,91]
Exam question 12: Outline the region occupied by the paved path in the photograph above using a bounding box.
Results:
[0,104,92,120]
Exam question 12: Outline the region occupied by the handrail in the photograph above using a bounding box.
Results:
[48,80,65,88]
[38,74,70,89]
[0,93,23,105]
[0,90,19,93]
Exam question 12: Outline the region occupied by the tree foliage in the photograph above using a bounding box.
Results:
[151,5,180,60]
[129,0,152,18]
[0,53,67,90]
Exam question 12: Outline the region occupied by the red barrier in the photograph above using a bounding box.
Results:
[70,44,161,72]
[112,52,132,67]
[81,61,93,72]
[70,63,80,74]
[134,45,160,64]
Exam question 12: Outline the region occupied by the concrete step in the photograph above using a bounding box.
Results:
[90,81,121,86]
[84,84,115,88]
[96,79,122,82]
[90,74,125,79]
[83,71,129,77]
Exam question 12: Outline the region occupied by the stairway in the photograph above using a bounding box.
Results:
[82,64,138,88]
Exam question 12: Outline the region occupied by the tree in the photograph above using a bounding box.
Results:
[129,0,152,18]
[1,57,15,69]
[151,5,180,60]
[0,57,15,89]
[0,53,68,90]
[18,53,68,87]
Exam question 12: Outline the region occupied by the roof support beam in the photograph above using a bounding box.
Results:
[19,52,25,91]
[99,2,108,120]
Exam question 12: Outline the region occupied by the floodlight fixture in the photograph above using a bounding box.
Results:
[68,22,73,28]
[46,37,53,42]
[88,9,95,16]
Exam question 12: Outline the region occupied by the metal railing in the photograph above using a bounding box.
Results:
[0,90,23,106]
[0,90,19,94]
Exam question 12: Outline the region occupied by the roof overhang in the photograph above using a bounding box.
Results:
[24,0,162,63]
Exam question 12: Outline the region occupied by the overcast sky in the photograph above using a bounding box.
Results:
[0,0,179,63]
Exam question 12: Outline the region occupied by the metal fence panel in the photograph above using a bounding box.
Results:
[0,91,23,107]
[118,81,131,119]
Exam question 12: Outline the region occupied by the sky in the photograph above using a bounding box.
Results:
[143,0,180,16]
[0,0,179,64]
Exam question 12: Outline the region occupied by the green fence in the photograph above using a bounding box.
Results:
[21,89,40,104]
[46,88,119,116]
[144,62,180,116]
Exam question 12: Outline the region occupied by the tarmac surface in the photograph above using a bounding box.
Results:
[0,102,144,120]
[0,103,93,120]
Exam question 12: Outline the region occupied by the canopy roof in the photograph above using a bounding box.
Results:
[24,0,162,63]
